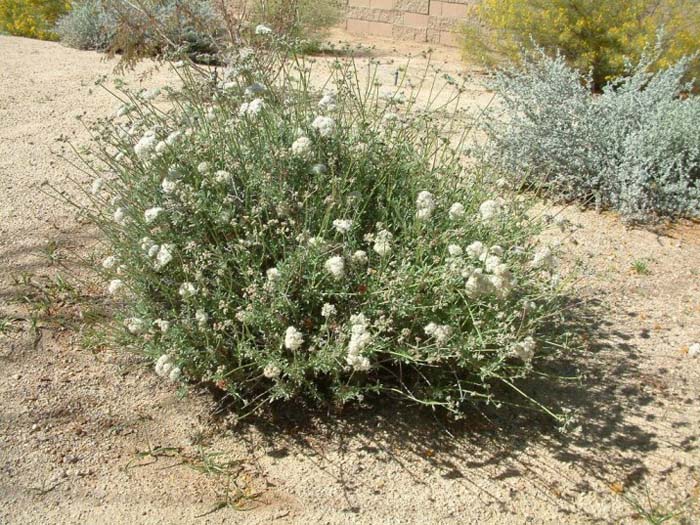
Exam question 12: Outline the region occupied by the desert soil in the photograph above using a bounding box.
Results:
[1,32,699,524]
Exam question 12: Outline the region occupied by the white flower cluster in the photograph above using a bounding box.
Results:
[144,206,163,224]
[318,93,337,112]
[134,130,157,159]
[263,363,281,379]
[479,197,506,221]
[373,229,393,256]
[108,279,124,295]
[449,202,465,220]
[513,337,536,362]
[285,326,304,351]
[255,24,272,35]
[324,256,345,280]
[239,98,264,118]
[346,314,371,371]
[416,191,436,220]
[312,116,335,138]
[425,322,452,345]
[155,354,182,382]
[332,219,353,234]
[291,136,312,158]
[464,242,514,298]
[179,281,197,298]
[321,303,337,318]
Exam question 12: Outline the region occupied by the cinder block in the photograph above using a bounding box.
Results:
[393,24,428,41]
[395,0,430,14]
[368,20,395,37]
[346,18,370,34]
[441,1,469,18]
[403,12,429,27]
[371,0,395,9]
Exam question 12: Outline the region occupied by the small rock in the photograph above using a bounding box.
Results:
[689,343,700,358]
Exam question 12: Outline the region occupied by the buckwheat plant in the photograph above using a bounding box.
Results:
[73,35,571,422]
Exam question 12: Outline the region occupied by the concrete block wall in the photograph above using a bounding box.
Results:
[343,0,475,46]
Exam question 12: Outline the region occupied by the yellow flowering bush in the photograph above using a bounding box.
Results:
[461,0,700,88]
[0,0,71,40]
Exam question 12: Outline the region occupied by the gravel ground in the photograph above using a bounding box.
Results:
[1,33,699,525]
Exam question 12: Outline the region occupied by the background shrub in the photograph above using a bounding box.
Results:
[244,0,343,41]
[461,0,700,89]
[480,48,700,222]
[72,40,571,422]
[0,0,70,40]
[56,0,224,64]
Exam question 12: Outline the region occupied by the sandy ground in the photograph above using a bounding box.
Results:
[1,33,699,524]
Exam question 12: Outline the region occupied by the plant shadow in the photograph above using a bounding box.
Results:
[222,293,684,519]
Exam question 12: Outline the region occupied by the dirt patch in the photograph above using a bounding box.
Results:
[1,34,699,524]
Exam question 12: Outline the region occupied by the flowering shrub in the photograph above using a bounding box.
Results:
[76,39,570,421]
[0,0,70,40]
[481,48,700,222]
[460,0,700,89]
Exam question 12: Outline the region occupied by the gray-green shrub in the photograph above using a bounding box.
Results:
[481,48,700,222]
[56,0,224,61]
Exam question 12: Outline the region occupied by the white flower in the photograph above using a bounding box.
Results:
[466,241,485,259]
[108,279,124,294]
[124,317,146,335]
[479,198,506,221]
[240,98,264,117]
[284,326,304,351]
[215,170,232,183]
[195,309,208,327]
[532,246,555,269]
[308,236,325,248]
[311,115,335,138]
[147,244,160,258]
[416,191,436,220]
[448,244,463,257]
[102,256,117,269]
[263,363,281,379]
[324,256,345,280]
[162,178,177,194]
[321,303,337,318]
[155,354,172,376]
[266,267,281,282]
[154,319,170,333]
[425,323,452,345]
[91,178,103,195]
[179,282,197,298]
[140,237,156,253]
[168,367,181,382]
[134,131,157,159]
[255,24,272,35]
[489,245,504,257]
[688,343,700,358]
[155,141,167,155]
[373,230,393,257]
[465,270,494,298]
[449,202,465,220]
[291,136,312,157]
[114,207,127,225]
[332,219,353,234]
[351,250,368,265]
[513,337,536,362]
[144,207,164,224]
[165,131,182,146]
[155,244,174,270]
[197,161,210,174]
[319,93,337,112]
[346,315,372,371]
[484,255,502,274]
